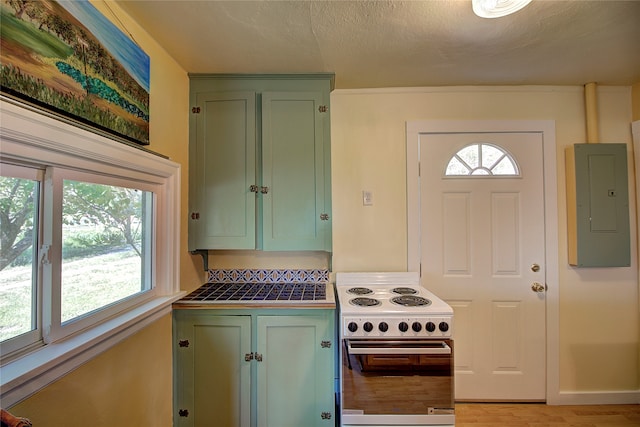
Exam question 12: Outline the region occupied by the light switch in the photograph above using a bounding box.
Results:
[363,190,373,206]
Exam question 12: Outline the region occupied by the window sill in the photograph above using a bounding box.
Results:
[0,292,185,407]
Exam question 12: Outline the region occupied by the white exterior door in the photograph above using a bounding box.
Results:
[419,132,547,401]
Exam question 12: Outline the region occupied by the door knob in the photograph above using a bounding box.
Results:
[531,282,546,293]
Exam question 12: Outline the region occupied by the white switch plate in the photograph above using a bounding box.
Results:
[363,190,373,206]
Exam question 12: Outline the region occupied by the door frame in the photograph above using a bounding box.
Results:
[406,120,560,403]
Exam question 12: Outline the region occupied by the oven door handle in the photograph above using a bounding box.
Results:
[346,340,452,355]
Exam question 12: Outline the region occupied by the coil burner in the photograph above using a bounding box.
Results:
[392,287,418,295]
[347,287,374,295]
[390,295,432,307]
[349,297,381,307]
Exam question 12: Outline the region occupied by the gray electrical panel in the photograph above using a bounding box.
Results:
[565,143,630,267]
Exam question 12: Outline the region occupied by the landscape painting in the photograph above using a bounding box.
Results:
[1,0,150,145]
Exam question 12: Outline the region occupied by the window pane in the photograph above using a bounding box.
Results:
[481,144,504,169]
[0,174,39,342]
[457,145,480,169]
[61,180,152,323]
[446,157,469,175]
[491,157,518,175]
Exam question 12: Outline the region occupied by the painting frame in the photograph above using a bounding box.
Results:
[1,0,150,146]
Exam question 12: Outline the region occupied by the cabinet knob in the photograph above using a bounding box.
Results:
[320,213,330,221]
[260,186,269,194]
[249,185,259,193]
[190,212,200,220]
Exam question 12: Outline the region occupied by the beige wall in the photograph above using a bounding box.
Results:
[330,85,639,395]
[11,315,173,425]
[9,2,193,425]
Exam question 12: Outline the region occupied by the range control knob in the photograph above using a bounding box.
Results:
[439,322,450,332]
[347,322,358,333]
[378,322,389,332]
[412,322,422,332]
[399,322,409,332]
[426,321,436,332]
[363,322,373,332]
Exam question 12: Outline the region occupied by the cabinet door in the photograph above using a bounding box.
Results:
[189,91,256,250]
[175,314,252,427]
[261,92,330,251]
[256,315,335,427]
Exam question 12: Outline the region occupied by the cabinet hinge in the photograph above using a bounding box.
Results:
[178,409,189,417]
[178,339,190,348]
[318,105,328,113]
[245,352,263,361]
[191,106,201,114]
[321,340,332,348]
[321,411,332,420]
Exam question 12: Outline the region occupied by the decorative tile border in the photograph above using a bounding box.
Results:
[206,269,329,284]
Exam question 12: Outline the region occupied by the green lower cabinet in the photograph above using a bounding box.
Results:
[174,314,251,427]
[174,309,335,427]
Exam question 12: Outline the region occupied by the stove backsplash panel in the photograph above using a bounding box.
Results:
[206,269,329,284]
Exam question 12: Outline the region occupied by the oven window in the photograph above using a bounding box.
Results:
[342,339,454,415]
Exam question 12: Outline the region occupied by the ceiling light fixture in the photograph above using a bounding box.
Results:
[472,0,532,18]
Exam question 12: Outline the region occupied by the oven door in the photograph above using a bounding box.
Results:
[341,338,454,426]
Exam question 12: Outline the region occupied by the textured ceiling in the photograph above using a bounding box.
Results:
[114,0,640,89]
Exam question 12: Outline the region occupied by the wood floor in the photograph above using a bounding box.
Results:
[455,403,640,426]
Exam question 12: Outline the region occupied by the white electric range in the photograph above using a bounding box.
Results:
[336,272,455,427]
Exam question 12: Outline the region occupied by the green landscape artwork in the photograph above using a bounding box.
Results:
[1,0,150,145]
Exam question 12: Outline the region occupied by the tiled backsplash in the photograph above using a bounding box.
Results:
[206,269,330,284]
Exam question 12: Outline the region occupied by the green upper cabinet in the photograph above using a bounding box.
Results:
[261,91,329,250]
[188,74,334,252]
[190,91,257,250]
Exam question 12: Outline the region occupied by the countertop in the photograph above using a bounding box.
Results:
[173,282,336,310]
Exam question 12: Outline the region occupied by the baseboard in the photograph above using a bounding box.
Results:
[548,390,640,405]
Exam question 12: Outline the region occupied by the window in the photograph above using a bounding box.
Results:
[60,179,153,324]
[0,164,42,354]
[0,99,181,406]
[0,166,159,352]
[445,143,519,176]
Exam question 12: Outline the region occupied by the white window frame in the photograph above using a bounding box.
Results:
[0,163,44,356]
[0,98,184,407]
[444,142,521,177]
[46,167,159,342]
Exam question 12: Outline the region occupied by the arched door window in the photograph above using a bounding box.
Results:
[445,143,520,176]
